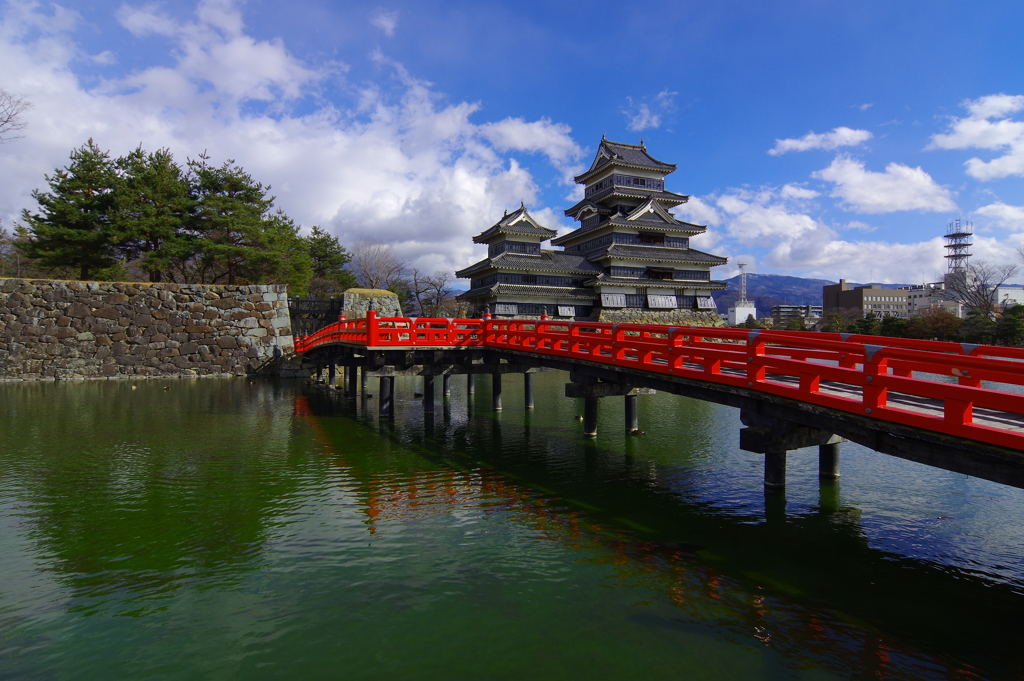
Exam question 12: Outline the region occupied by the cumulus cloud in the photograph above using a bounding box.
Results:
[675,185,962,282]
[768,127,873,156]
[780,183,819,200]
[811,156,957,213]
[622,89,676,132]
[370,9,398,36]
[929,93,1024,180]
[976,202,1024,230]
[0,0,581,276]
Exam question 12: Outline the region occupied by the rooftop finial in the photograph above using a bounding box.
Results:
[602,133,606,140]
[640,138,645,147]
[520,200,525,209]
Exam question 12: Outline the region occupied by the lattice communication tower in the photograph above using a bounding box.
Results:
[944,219,973,275]
[737,263,752,306]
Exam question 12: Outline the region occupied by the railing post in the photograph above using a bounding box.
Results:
[746,330,766,388]
[367,309,379,346]
[862,344,888,414]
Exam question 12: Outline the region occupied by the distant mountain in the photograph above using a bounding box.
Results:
[713,273,915,317]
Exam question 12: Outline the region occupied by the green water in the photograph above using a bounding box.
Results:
[2,374,1023,680]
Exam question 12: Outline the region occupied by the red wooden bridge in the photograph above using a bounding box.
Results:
[294,311,1024,489]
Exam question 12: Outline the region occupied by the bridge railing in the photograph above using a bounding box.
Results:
[294,314,1024,450]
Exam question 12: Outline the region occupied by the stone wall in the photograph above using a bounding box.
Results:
[339,288,402,319]
[595,308,725,326]
[0,278,293,381]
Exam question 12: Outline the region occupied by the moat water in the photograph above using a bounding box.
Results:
[2,373,1024,680]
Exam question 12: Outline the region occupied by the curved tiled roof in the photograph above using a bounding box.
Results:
[588,245,728,265]
[472,204,557,243]
[575,139,676,184]
[590,275,728,290]
[456,250,603,278]
[457,283,598,301]
[565,188,688,218]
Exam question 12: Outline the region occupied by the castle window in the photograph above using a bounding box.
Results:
[639,233,665,245]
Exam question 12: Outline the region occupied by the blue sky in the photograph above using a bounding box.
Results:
[2,0,1023,284]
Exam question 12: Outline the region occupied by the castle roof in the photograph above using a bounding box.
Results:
[472,203,557,243]
[575,138,677,184]
[455,250,602,278]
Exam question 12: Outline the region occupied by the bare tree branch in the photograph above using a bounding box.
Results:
[0,89,31,143]
[349,240,406,289]
[943,260,1019,315]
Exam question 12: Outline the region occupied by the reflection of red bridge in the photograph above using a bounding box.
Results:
[296,311,1024,489]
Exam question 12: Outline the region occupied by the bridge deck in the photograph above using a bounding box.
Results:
[294,313,1024,453]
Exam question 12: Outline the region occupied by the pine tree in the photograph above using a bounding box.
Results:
[113,147,191,282]
[183,155,312,292]
[18,139,120,280]
[306,225,355,297]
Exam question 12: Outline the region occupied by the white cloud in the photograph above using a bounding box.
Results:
[780,183,819,200]
[0,0,581,277]
[812,156,957,213]
[370,9,398,36]
[976,203,1024,231]
[624,102,660,132]
[768,127,873,155]
[929,94,1024,180]
[622,89,676,132]
[858,103,873,111]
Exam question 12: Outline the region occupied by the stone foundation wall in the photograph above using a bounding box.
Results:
[0,278,293,381]
[595,309,725,326]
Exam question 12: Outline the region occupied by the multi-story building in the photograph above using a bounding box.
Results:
[771,304,823,328]
[823,280,909,318]
[457,138,728,322]
[905,282,963,317]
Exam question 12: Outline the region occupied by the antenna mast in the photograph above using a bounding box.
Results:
[737,263,752,306]
[944,219,972,275]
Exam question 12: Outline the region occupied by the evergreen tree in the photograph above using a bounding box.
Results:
[849,312,881,336]
[113,147,191,282]
[959,309,997,344]
[997,305,1024,346]
[306,225,356,297]
[18,139,120,280]
[879,316,908,338]
[182,155,312,293]
[821,312,845,333]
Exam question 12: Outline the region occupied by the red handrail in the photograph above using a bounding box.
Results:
[293,315,1024,451]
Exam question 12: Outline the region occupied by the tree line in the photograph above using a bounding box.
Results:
[1,139,463,314]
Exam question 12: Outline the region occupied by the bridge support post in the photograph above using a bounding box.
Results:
[524,373,534,410]
[443,374,451,397]
[423,375,435,413]
[583,397,599,438]
[328,361,337,387]
[819,442,841,479]
[314,360,323,383]
[379,376,394,417]
[764,450,787,488]
[467,373,476,395]
[492,374,503,412]
[346,365,357,398]
[625,393,638,433]
[361,367,368,391]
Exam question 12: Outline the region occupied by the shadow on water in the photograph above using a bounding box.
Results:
[304,372,1023,681]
